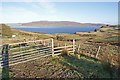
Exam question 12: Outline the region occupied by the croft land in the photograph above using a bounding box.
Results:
[0,24,120,78]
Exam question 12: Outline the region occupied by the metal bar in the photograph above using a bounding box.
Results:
[9,54,52,66]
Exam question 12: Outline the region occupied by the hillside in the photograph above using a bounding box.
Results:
[1,24,53,44]
[22,21,105,27]
[0,24,12,38]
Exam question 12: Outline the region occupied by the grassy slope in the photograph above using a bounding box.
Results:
[0,24,12,38]
[1,27,53,44]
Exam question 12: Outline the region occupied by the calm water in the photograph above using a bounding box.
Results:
[14,26,101,34]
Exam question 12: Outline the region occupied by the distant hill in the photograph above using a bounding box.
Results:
[22,21,105,27]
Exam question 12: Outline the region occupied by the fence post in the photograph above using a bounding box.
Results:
[51,39,54,57]
[73,39,75,54]
[96,46,101,58]
[77,44,80,53]
[64,42,66,49]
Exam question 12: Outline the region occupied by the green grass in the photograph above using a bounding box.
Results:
[94,35,120,43]
[105,36,119,42]
[53,54,118,78]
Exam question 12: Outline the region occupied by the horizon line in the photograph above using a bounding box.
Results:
[0,20,116,25]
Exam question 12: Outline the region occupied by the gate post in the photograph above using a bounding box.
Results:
[51,39,54,57]
[73,39,75,54]
[0,45,2,68]
[2,44,9,79]
[0,45,2,79]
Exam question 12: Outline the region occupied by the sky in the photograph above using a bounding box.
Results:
[0,1,118,25]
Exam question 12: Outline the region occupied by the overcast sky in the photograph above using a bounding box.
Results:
[0,1,118,25]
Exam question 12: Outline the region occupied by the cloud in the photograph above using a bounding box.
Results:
[0,1,57,23]
[26,0,56,14]
[0,6,40,23]
[39,0,56,13]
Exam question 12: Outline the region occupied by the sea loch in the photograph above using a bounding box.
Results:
[13,26,101,34]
